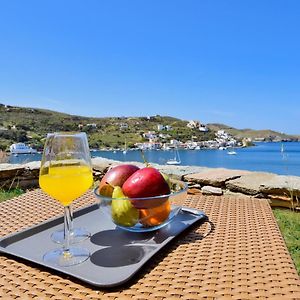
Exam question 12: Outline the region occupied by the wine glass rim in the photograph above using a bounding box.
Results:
[47,132,87,137]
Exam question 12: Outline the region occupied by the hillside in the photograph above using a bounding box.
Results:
[0,104,297,151]
[0,104,215,150]
[207,123,297,142]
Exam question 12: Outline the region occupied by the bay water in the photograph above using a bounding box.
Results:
[7,142,300,176]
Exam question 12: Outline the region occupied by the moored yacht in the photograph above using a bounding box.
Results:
[227,150,237,155]
[166,148,181,165]
[9,143,37,154]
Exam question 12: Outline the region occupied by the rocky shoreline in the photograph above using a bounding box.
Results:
[1,157,299,209]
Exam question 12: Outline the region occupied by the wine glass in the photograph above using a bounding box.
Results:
[39,132,93,267]
[44,134,91,245]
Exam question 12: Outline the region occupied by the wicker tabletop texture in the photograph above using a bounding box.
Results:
[0,189,299,299]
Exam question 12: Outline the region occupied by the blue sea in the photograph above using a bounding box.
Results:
[7,142,300,177]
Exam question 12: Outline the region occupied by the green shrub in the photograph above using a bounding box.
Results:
[0,188,24,203]
[273,208,300,274]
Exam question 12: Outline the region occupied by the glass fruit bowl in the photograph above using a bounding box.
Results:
[94,179,188,232]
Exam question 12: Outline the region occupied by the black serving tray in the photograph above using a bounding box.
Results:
[0,204,207,287]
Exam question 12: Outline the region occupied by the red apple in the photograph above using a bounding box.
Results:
[99,164,140,197]
[122,167,171,208]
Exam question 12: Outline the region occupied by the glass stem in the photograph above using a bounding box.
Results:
[69,204,74,234]
[64,206,72,252]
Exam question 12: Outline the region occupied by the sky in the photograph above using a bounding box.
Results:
[0,1,299,134]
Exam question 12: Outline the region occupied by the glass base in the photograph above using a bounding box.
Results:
[51,228,91,244]
[43,247,90,267]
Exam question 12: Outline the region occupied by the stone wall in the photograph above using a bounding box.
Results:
[183,168,300,209]
[1,157,299,209]
[0,162,40,189]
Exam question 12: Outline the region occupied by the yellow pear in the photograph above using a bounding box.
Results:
[111,186,139,227]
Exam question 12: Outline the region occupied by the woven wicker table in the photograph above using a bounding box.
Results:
[0,189,299,299]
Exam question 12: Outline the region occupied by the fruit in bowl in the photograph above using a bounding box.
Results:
[123,167,171,209]
[139,200,171,227]
[99,164,140,197]
[94,164,188,232]
[111,186,139,227]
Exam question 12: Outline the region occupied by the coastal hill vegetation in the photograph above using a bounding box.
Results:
[0,103,297,151]
[207,123,296,141]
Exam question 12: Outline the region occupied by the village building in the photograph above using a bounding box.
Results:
[143,131,157,140]
[187,120,208,132]
[86,123,97,128]
[157,124,173,131]
[119,123,128,130]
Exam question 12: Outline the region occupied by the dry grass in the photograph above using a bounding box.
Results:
[0,150,8,163]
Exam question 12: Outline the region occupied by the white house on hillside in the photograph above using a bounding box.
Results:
[187,120,208,132]
[87,123,97,128]
[157,124,173,131]
[199,124,208,132]
[119,123,128,130]
[187,120,199,129]
[143,131,157,140]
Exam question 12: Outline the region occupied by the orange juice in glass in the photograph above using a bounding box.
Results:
[39,132,93,267]
[39,165,93,207]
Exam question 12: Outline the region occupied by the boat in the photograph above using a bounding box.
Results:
[227,150,237,155]
[166,148,181,165]
[122,140,127,154]
[9,143,37,154]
